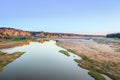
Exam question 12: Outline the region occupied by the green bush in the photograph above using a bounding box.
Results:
[12,37,27,41]
[56,41,59,46]
[59,50,70,56]
[4,36,11,39]
[67,49,76,54]
[88,71,106,80]
[81,55,89,60]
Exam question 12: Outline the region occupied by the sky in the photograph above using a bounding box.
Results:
[0,0,120,34]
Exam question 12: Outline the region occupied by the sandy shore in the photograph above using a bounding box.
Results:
[58,38,120,80]
[59,39,120,64]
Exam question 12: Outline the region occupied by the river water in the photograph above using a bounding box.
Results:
[0,40,95,80]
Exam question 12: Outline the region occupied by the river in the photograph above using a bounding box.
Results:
[0,40,95,80]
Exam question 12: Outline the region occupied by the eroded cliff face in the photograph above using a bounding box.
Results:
[0,27,31,38]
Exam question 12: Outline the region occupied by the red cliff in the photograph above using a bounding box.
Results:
[0,27,31,38]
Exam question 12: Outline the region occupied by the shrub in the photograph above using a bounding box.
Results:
[67,49,76,54]
[12,37,27,41]
[88,71,106,80]
[59,50,70,56]
[81,55,89,60]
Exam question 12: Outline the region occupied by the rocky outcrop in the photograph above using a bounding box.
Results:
[0,27,31,38]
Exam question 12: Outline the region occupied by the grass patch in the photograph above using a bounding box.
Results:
[67,49,76,54]
[0,51,5,55]
[56,41,59,46]
[56,42,59,45]
[74,59,80,63]
[59,50,70,56]
[4,36,11,40]
[88,71,106,80]
[74,55,118,80]
[12,37,28,41]
[81,55,89,61]
[88,60,95,68]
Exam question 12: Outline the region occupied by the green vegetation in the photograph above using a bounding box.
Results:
[106,33,120,38]
[67,49,76,54]
[0,51,4,55]
[77,55,96,68]
[81,55,89,60]
[12,37,28,41]
[74,59,80,63]
[3,36,30,41]
[74,55,120,80]
[74,57,106,80]
[88,71,106,80]
[4,36,11,39]
[59,50,70,56]
[56,40,59,46]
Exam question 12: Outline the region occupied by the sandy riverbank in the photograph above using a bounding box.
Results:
[58,38,120,80]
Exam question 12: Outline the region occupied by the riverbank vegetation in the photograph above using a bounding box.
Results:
[106,33,120,38]
[74,55,120,80]
[88,71,106,80]
[55,40,59,46]
[59,50,70,56]
[67,49,76,54]
[3,36,31,41]
[12,37,28,41]
[74,56,106,80]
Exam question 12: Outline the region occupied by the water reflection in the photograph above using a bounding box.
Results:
[11,40,31,48]
[0,51,24,72]
[37,39,45,43]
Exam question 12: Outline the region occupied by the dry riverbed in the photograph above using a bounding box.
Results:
[57,38,120,80]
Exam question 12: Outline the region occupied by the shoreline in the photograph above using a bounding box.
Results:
[57,38,120,80]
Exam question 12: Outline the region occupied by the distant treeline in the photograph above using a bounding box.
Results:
[106,33,120,38]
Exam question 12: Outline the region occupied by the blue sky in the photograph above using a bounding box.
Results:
[0,0,120,34]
